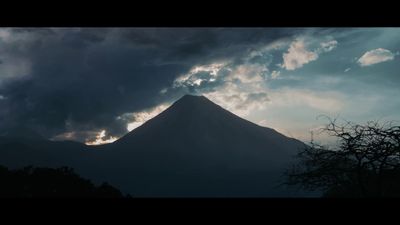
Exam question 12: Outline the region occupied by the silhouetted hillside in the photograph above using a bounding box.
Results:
[0,165,124,198]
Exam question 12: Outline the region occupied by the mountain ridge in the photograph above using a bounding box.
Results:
[116,94,299,146]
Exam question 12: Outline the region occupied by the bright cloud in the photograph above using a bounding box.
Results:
[282,38,319,70]
[174,60,270,117]
[126,103,170,131]
[173,62,227,88]
[171,59,271,117]
[357,48,395,66]
[226,64,267,83]
[85,130,118,145]
[52,129,119,145]
[205,89,269,117]
[281,38,337,71]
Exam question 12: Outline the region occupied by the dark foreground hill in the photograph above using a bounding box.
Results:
[0,165,124,198]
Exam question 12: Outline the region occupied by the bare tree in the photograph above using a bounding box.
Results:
[285,117,400,197]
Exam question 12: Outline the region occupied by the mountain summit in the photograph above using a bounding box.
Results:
[102,94,307,197]
[117,94,294,147]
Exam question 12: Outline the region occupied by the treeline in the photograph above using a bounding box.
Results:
[0,165,126,198]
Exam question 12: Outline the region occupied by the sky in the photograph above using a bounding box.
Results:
[0,28,399,145]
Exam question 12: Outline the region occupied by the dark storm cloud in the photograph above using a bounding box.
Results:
[116,28,304,65]
[0,28,302,142]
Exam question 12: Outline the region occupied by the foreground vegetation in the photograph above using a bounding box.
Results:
[0,165,125,198]
[286,118,400,197]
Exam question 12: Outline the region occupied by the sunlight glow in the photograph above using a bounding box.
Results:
[85,130,118,145]
[126,104,170,132]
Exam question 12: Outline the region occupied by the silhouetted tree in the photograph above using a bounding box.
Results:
[0,165,126,198]
[285,118,400,197]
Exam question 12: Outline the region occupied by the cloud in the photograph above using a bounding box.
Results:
[205,90,270,117]
[51,129,117,144]
[281,38,337,71]
[227,64,268,83]
[85,130,118,145]
[0,57,31,84]
[281,38,318,70]
[124,103,170,132]
[268,88,345,113]
[168,35,339,119]
[173,62,228,88]
[318,40,338,53]
[0,29,37,85]
[170,57,270,117]
[171,62,270,117]
[270,70,281,79]
[0,28,348,143]
[0,28,215,140]
[178,64,269,116]
[357,48,395,66]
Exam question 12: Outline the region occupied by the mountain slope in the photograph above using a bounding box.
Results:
[114,95,303,167]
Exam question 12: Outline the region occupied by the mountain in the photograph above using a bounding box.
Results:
[117,95,304,171]
[0,95,312,197]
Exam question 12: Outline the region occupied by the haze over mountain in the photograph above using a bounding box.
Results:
[0,95,310,197]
